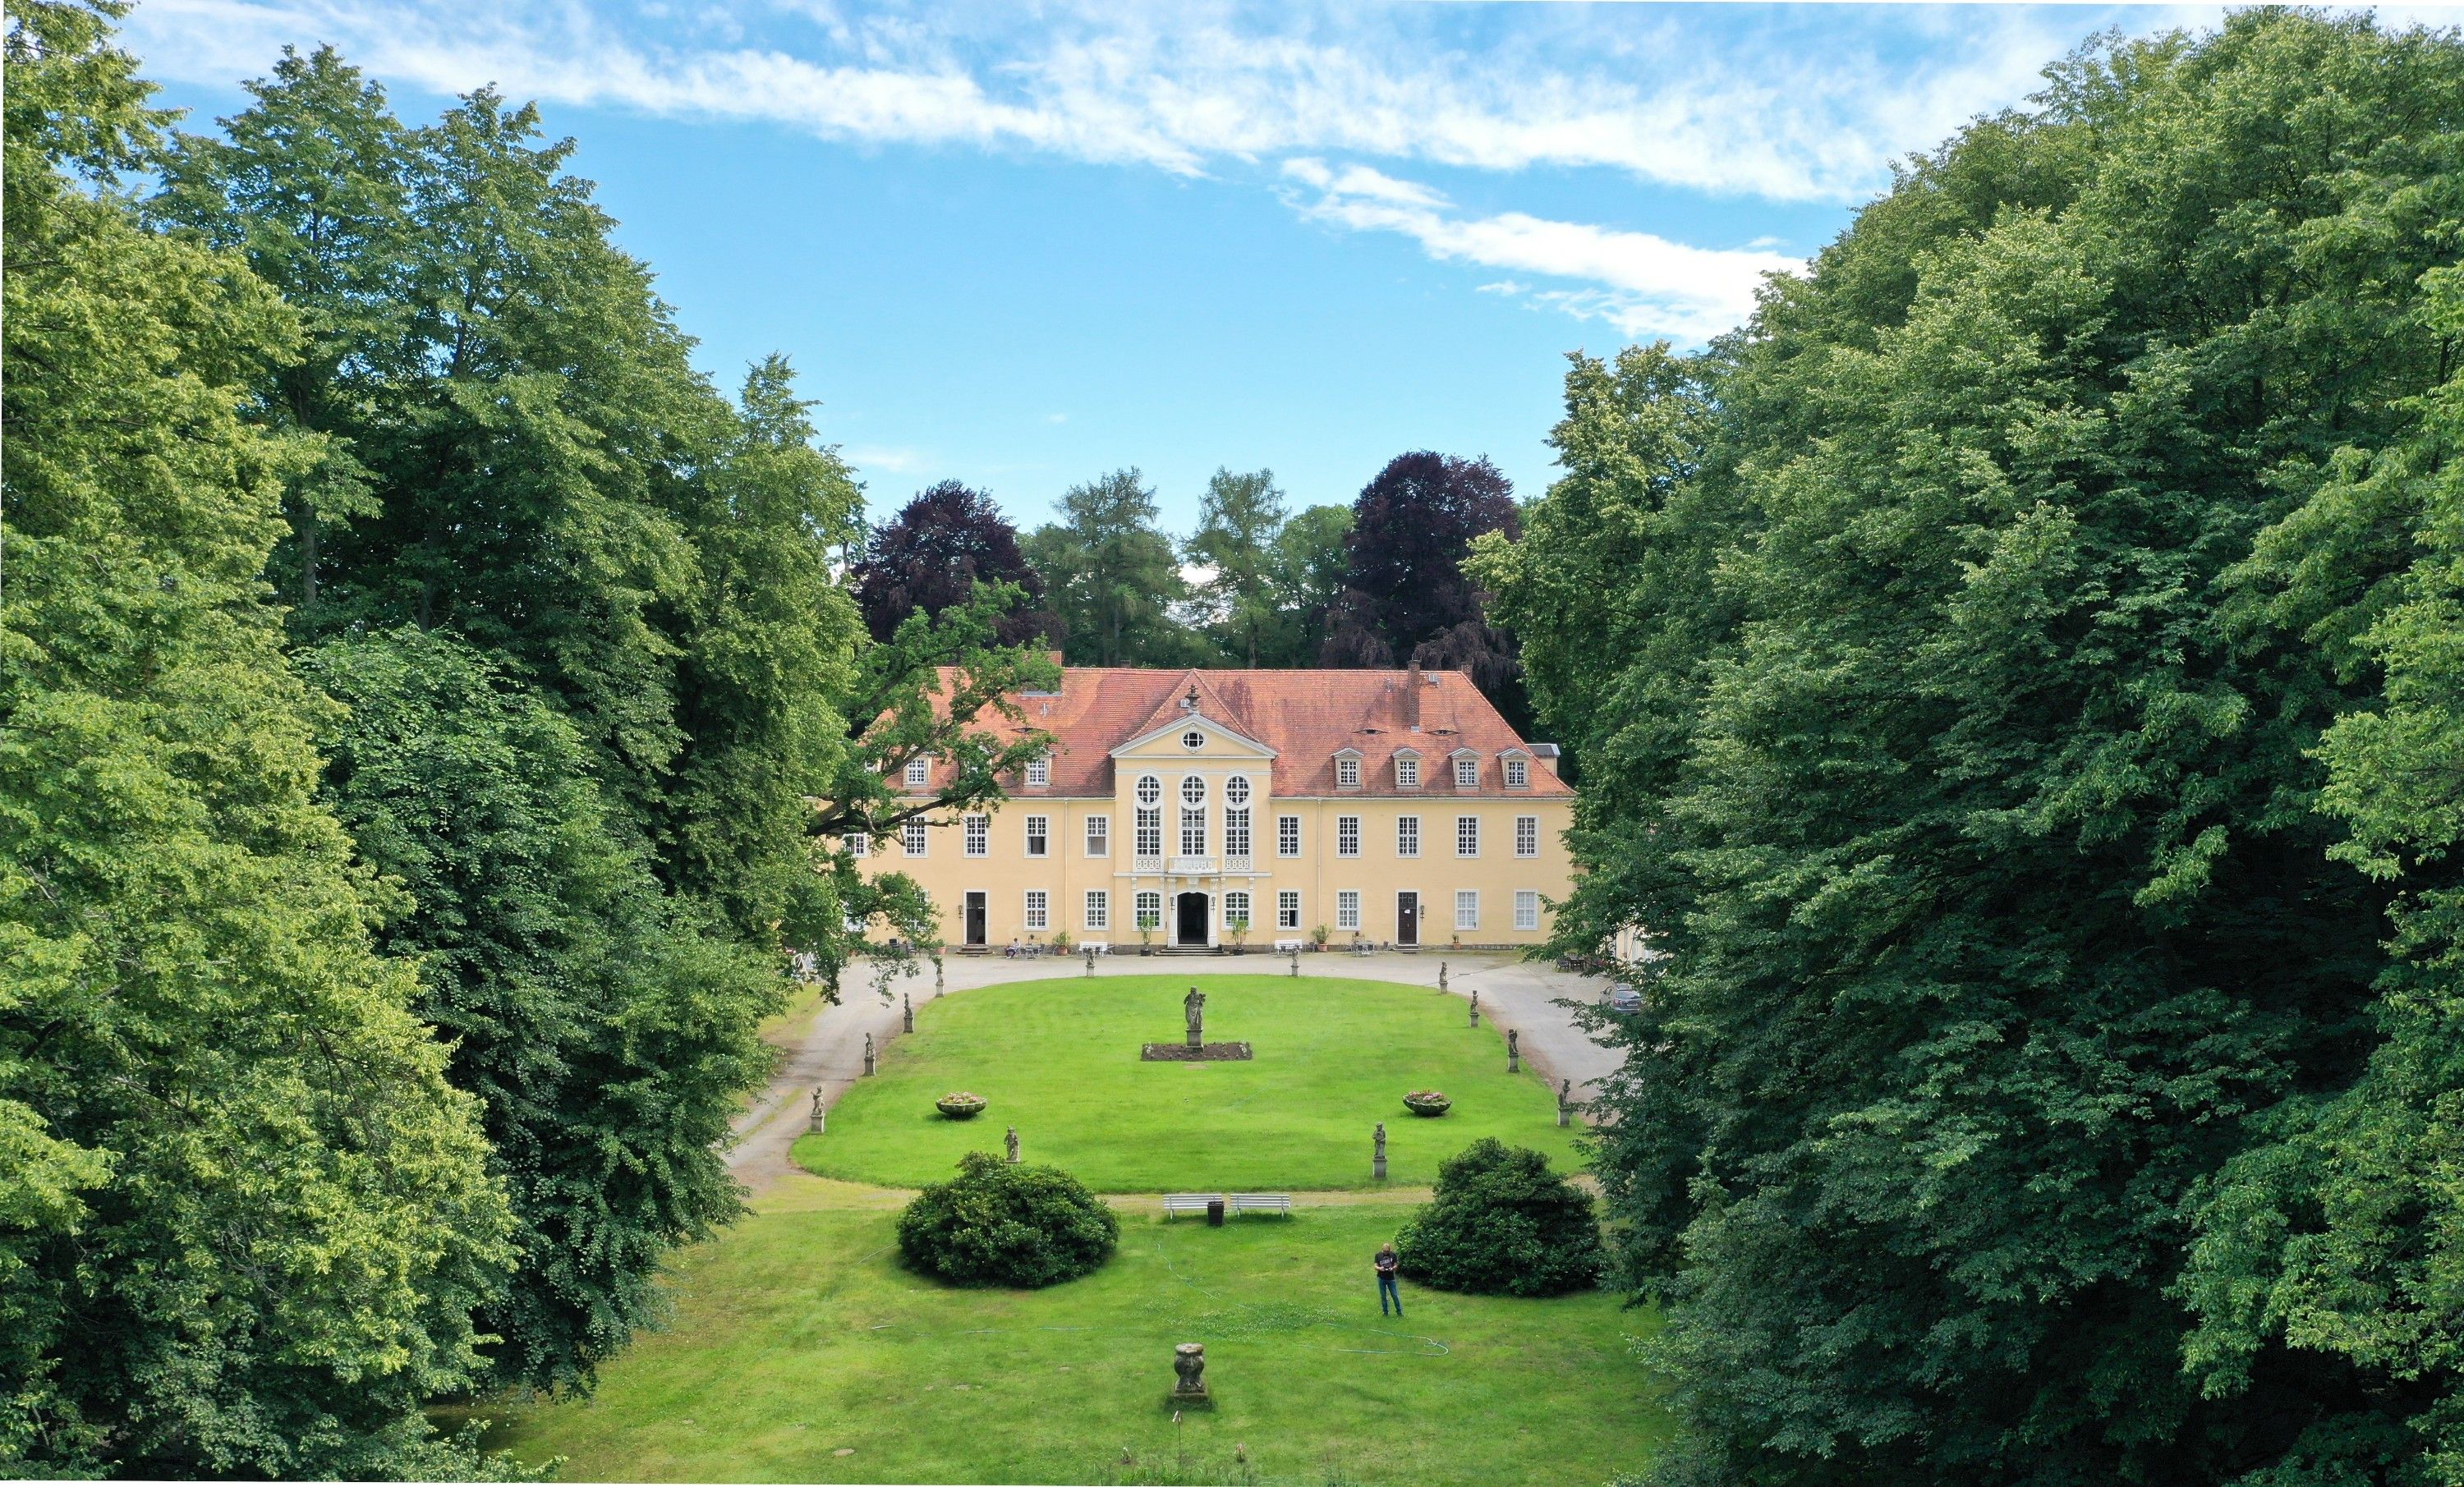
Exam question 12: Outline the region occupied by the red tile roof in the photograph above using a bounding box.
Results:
[917,666,1570,799]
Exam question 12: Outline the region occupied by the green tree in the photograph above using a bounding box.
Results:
[1025,468,1204,666]
[1,3,513,1472]
[301,628,776,1394]
[1269,502,1355,666]
[1186,466,1289,667]
[1480,14,2464,1484]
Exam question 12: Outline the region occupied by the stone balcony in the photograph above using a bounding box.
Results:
[1166,855,1217,874]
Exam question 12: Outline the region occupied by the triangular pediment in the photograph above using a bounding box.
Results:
[1110,713,1277,759]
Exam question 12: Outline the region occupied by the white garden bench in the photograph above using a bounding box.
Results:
[1272,938,1306,952]
[1228,1193,1293,1217]
[1079,941,1110,955]
[1161,1193,1221,1219]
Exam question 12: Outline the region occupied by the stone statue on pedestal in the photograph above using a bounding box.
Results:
[1558,1077,1573,1127]
[809,1087,826,1133]
[1006,1126,1020,1164]
[903,991,914,1032]
[1439,961,1448,990]
[1372,1121,1388,1182]
[1184,986,1206,1049]
[863,1032,876,1076]
[1469,989,1479,1027]
[1507,1027,1520,1073]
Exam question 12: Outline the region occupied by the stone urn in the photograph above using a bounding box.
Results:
[1403,1090,1452,1118]
[1171,1342,1209,1402]
[935,1091,988,1119]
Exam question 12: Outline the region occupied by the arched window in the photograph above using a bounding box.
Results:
[1224,775,1253,858]
[1179,774,1208,856]
[1180,775,1207,805]
[1134,773,1162,857]
[1136,775,1162,806]
[1225,776,1251,807]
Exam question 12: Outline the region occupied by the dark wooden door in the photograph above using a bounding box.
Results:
[1176,892,1209,947]
[964,892,987,946]
[1397,892,1419,947]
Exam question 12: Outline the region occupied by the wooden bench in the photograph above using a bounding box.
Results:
[1228,1193,1293,1218]
[1161,1193,1221,1219]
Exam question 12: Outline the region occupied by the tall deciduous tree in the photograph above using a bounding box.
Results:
[2,4,513,1472]
[1025,467,1204,666]
[850,480,1058,647]
[1186,466,1289,667]
[1479,14,2464,1484]
[1324,452,1525,723]
[1270,502,1355,665]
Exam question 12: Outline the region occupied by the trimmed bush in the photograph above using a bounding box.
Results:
[1395,1138,1602,1297]
[897,1151,1119,1287]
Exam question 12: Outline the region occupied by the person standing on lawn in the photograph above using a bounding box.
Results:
[1375,1242,1404,1316]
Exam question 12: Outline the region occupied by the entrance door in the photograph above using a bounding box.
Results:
[963,891,988,948]
[1396,892,1419,948]
[1175,892,1210,948]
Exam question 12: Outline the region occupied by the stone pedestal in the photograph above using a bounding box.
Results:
[1171,1342,1211,1404]
[863,1033,876,1076]
[1372,1121,1388,1182]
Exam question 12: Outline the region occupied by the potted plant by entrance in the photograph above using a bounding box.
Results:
[1137,910,1158,956]
[1404,1090,1452,1118]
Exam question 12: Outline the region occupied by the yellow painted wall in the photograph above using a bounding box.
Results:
[856,726,1575,951]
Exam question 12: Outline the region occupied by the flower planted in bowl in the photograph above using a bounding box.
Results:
[1403,1090,1452,1118]
[935,1091,989,1119]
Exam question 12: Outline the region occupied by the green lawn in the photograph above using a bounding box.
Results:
[793,975,1586,1191]
[480,1187,1670,1485]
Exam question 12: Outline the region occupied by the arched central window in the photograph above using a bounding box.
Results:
[1224,774,1253,858]
[1134,773,1162,857]
[1179,774,1208,856]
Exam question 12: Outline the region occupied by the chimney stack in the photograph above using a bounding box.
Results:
[1404,661,1423,730]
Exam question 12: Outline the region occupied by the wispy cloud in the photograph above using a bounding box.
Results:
[844,443,924,475]
[121,0,2099,204]
[1281,158,1799,342]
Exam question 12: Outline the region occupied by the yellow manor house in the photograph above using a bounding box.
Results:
[860,663,1575,952]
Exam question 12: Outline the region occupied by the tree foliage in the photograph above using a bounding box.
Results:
[851,480,1058,647]
[1326,452,1527,724]
[1025,468,1206,667]
[2,5,513,1472]
[1477,13,2464,1484]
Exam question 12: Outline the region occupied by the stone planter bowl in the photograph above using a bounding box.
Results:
[1403,1090,1452,1118]
[935,1092,989,1119]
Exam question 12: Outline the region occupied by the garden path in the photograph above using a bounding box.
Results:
[727,951,1625,1191]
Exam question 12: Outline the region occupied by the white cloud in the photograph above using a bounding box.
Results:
[1281,163,1800,342]
[844,443,924,474]
[119,0,2108,204]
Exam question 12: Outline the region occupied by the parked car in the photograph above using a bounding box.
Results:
[1609,985,1643,1014]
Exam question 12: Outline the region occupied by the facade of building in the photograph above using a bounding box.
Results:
[857,663,1575,952]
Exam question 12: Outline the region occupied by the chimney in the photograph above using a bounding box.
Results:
[1530,742,1561,775]
[1404,662,1423,730]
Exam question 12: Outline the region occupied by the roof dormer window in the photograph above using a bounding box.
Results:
[1395,751,1421,789]
[1025,754,1050,788]
[1453,754,1479,788]
[1503,751,1530,789]
[1335,751,1362,790]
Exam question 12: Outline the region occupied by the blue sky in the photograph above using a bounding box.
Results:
[122,1,2416,532]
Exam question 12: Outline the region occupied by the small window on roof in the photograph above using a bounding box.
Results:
[1336,755,1360,789]
[1454,755,1478,788]
[1395,754,1421,789]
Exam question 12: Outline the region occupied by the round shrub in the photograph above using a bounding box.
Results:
[1395,1138,1602,1297]
[935,1091,988,1119]
[897,1151,1119,1288]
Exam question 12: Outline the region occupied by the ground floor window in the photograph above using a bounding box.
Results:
[1224,890,1251,929]
[1134,890,1162,930]
[1024,889,1048,930]
[1085,889,1109,931]
[1455,890,1479,930]
[1515,890,1540,929]
[1336,890,1360,930]
[1277,889,1300,929]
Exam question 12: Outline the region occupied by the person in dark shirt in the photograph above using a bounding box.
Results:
[1375,1242,1404,1316]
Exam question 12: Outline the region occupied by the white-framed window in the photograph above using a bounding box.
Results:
[1225,774,1251,807]
[1277,889,1301,930]
[1181,774,1207,805]
[1024,889,1049,931]
[1396,815,1421,858]
[1456,815,1479,857]
[1455,890,1479,930]
[1224,890,1251,928]
[1087,815,1110,856]
[1085,889,1110,930]
[1336,755,1360,789]
[1134,890,1163,929]
[1136,775,1163,856]
[1179,776,1208,855]
[1515,890,1541,930]
[1455,755,1479,788]
[1336,890,1361,931]
[846,832,869,857]
[1024,815,1050,857]
[1026,755,1049,788]
[1515,815,1539,858]
[904,757,930,788]
[1395,754,1421,788]
[963,814,988,857]
[1278,815,1300,856]
[1505,755,1529,789]
[1337,815,1360,857]
[1225,776,1252,856]
[1181,728,1206,750]
[902,819,927,856]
